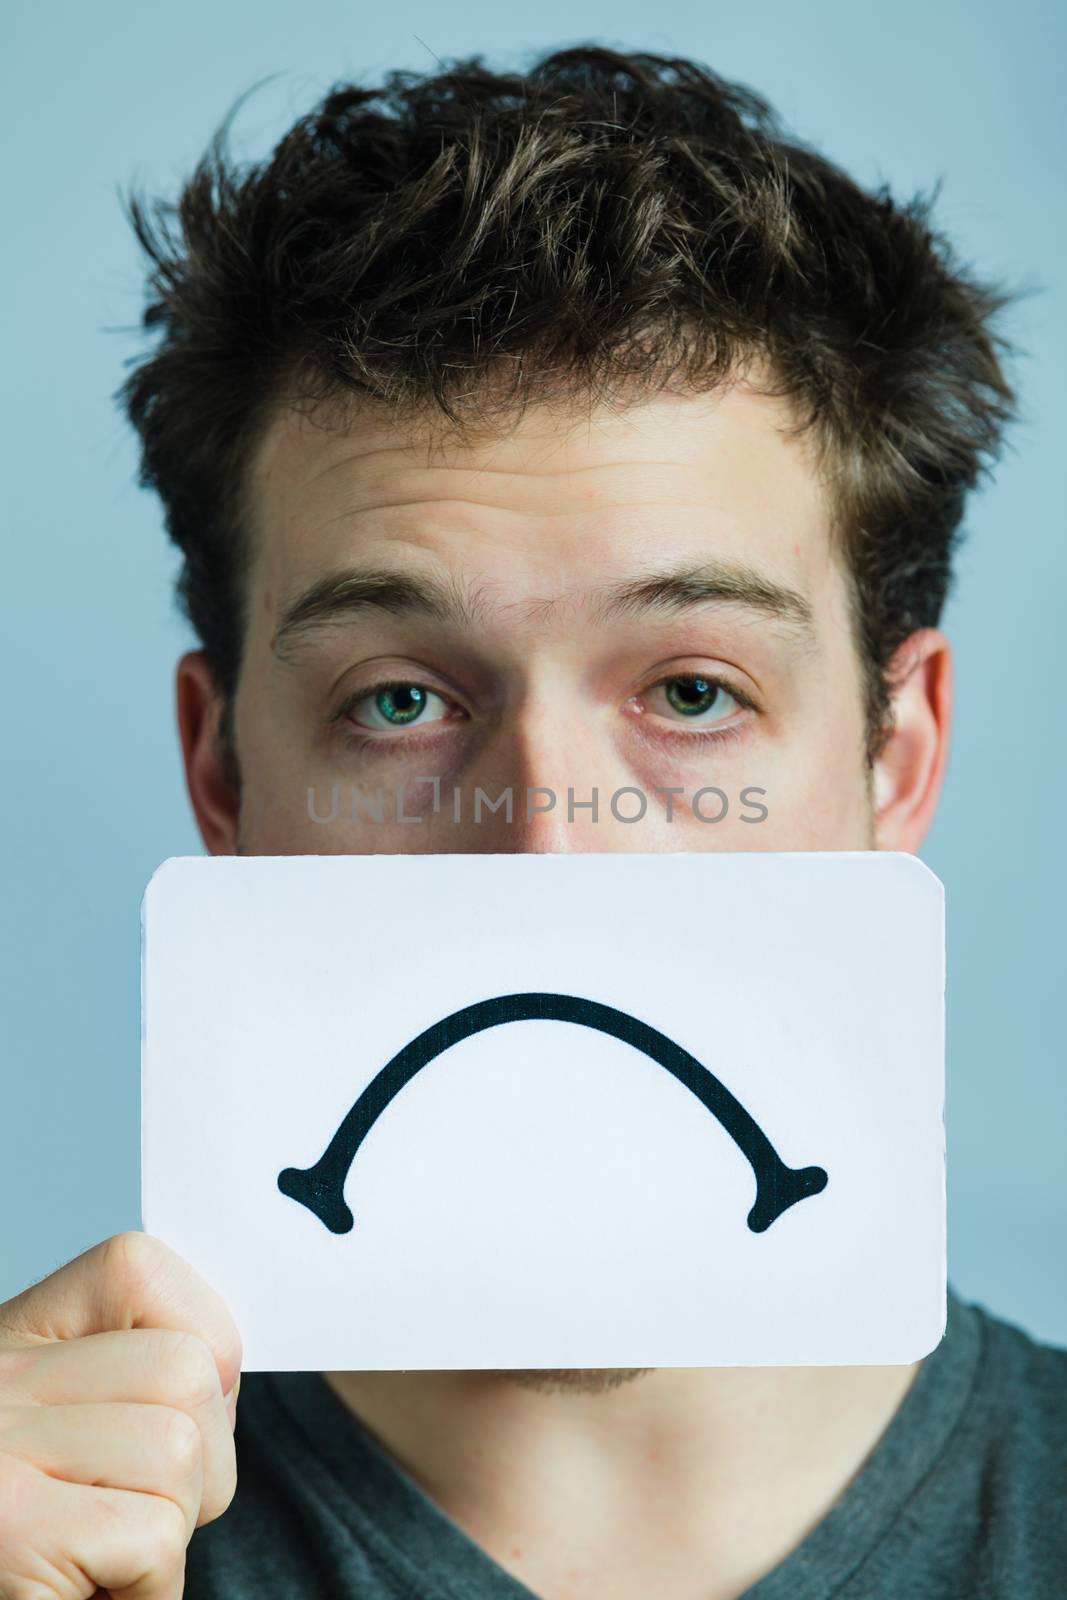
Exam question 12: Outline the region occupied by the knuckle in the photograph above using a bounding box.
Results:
[140,1493,189,1572]
[99,1230,166,1299]
[160,1332,219,1413]
[158,1405,202,1477]
[0,1347,36,1402]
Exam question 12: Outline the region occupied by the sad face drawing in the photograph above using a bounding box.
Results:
[278,991,829,1236]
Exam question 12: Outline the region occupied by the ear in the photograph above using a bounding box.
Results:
[872,628,953,852]
[176,650,240,855]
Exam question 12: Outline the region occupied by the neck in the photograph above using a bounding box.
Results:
[323,1360,920,1600]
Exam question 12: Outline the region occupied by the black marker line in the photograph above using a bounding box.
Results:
[278,993,827,1234]
[278,993,828,1235]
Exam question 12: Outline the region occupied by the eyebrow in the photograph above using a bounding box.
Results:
[596,561,814,633]
[272,568,484,657]
[271,558,816,658]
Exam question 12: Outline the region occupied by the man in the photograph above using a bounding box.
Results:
[1,43,1063,1600]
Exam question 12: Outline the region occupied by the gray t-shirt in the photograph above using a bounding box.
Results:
[185,1290,1067,1597]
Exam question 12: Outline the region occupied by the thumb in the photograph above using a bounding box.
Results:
[0,1232,242,1396]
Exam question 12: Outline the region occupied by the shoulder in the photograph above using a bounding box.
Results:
[950,1293,1067,1534]
[839,1295,1067,1595]
[966,1296,1067,1437]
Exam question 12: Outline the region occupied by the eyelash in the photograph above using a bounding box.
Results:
[329,681,463,755]
[628,675,758,754]
[330,672,759,754]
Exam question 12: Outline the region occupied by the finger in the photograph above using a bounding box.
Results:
[0,1401,203,1541]
[0,1233,242,1398]
[2,1469,188,1600]
[224,1372,240,1430]
[1,1328,236,1526]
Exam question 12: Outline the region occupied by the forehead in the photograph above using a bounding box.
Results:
[245,379,835,602]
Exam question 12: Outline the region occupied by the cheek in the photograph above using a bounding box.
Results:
[749,709,873,849]
[231,678,325,852]
[234,717,451,853]
[232,637,877,853]
[758,775,874,850]
[654,762,872,852]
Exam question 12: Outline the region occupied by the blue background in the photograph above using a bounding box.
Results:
[2,1,1064,1340]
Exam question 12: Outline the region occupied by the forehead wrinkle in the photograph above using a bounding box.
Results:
[294,441,423,494]
[285,459,725,524]
[291,424,704,493]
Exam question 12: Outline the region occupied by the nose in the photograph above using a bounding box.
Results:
[445,691,663,853]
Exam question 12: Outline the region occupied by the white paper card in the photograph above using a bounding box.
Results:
[141,851,945,1370]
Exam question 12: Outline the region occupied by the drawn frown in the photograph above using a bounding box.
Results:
[277,993,829,1236]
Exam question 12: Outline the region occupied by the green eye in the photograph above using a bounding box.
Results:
[348,683,451,731]
[666,677,715,715]
[656,676,742,724]
[375,685,426,725]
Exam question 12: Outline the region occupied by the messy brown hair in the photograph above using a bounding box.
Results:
[116,44,1020,756]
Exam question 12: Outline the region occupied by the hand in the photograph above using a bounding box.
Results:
[0,1232,242,1600]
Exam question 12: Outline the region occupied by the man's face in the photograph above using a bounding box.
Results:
[178,376,948,1395]
[223,380,884,856]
